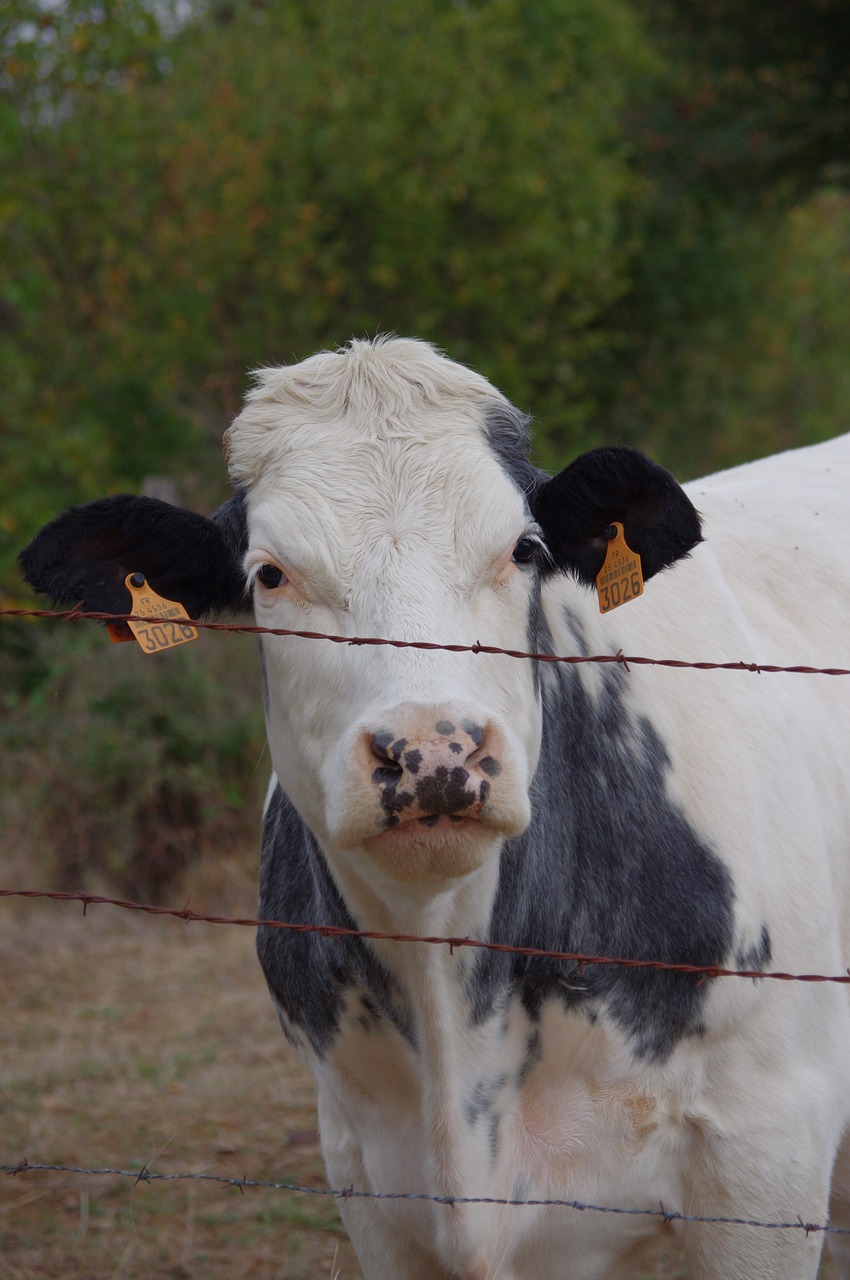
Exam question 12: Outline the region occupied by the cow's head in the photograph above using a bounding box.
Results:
[19,338,701,885]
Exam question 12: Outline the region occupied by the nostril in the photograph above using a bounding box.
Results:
[371,730,395,759]
[365,718,502,792]
[463,722,499,774]
[372,761,403,786]
[370,731,405,786]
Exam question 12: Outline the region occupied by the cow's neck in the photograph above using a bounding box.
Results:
[322,838,520,1207]
[321,836,506,990]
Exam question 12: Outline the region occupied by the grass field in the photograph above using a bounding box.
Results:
[0,863,836,1279]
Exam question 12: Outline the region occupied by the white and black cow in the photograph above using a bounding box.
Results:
[20,337,850,1279]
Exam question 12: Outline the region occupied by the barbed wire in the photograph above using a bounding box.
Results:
[2,1160,845,1237]
[3,604,850,677]
[3,887,850,985]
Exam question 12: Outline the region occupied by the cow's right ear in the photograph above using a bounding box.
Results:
[18,492,249,618]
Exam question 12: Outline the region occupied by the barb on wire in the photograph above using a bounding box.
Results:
[3,605,850,677]
[1,1160,843,1236]
[2,887,850,985]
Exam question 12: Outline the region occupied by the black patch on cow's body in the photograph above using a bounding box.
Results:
[527,575,547,694]
[435,720,456,736]
[258,644,270,716]
[463,1071,508,1165]
[469,656,735,1063]
[489,1112,501,1162]
[461,720,485,746]
[479,756,502,778]
[403,749,423,775]
[561,605,590,657]
[518,1028,543,1085]
[257,784,413,1055]
[736,925,772,975]
[464,1072,509,1126]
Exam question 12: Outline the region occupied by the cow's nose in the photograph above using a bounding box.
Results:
[369,718,499,786]
[334,705,522,846]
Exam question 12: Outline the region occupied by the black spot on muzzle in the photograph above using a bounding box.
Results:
[414,766,478,817]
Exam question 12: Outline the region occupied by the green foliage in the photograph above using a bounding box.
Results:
[0,621,265,898]
[587,0,850,477]
[635,0,850,199]
[1,0,653,588]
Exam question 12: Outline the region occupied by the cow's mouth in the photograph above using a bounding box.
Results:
[384,813,480,834]
[416,813,474,829]
[378,810,488,837]
[361,811,499,880]
[360,815,484,846]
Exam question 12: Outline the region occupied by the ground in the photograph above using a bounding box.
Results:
[0,862,836,1280]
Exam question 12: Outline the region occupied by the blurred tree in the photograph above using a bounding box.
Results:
[589,0,850,476]
[1,0,193,586]
[1,0,654,593]
[639,0,850,200]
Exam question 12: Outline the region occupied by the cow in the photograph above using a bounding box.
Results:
[19,336,850,1279]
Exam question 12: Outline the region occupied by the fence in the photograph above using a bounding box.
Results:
[3,603,850,1271]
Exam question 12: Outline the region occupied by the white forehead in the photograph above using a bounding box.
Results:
[225,337,531,570]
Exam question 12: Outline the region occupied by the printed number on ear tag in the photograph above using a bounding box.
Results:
[596,523,644,615]
[118,573,199,653]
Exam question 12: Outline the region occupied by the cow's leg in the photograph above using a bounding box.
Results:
[334,1197,456,1280]
[317,1094,452,1280]
[826,1128,850,1277]
[681,1123,830,1280]
[682,1217,825,1280]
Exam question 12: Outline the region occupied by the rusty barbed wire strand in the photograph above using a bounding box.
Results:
[1,1160,845,1236]
[3,604,850,676]
[3,887,850,985]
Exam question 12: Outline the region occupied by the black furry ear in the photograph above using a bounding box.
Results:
[530,446,702,586]
[19,492,248,617]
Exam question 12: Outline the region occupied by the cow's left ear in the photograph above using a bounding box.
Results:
[530,446,702,586]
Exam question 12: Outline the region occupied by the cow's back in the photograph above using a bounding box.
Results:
[685,431,850,665]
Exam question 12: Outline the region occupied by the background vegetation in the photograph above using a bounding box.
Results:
[2,0,850,896]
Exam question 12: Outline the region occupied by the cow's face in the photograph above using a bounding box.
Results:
[226,344,546,881]
[18,338,702,887]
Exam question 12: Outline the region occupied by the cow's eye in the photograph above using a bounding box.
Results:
[512,537,538,565]
[256,563,286,589]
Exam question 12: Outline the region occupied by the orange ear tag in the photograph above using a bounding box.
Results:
[119,573,199,653]
[596,523,644,615]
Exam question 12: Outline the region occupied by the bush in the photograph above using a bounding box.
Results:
[0,618,266,900]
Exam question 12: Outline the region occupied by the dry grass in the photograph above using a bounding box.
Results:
[0,859,836,1279]
[0,855,360,1280]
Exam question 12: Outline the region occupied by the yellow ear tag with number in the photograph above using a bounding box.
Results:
[596,523,644,614]
[118,573,198,653]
